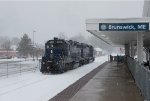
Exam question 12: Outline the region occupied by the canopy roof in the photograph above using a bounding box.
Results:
[86,18,150,47]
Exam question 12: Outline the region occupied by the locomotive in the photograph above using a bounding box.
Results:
[40,37,95,73]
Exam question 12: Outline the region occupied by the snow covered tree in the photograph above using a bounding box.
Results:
[17,34,33,57]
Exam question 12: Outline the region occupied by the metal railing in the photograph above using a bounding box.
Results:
[0,59,40,78]
[127,57,150,101]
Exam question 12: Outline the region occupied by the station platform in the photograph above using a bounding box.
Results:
[70,62,144,101]
[49,62,144,101]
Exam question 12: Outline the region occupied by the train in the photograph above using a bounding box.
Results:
[40,37,95,73]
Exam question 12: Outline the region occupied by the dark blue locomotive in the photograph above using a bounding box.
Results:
[40,37,95,73]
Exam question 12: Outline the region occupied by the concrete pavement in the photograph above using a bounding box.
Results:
[70,62,144,101]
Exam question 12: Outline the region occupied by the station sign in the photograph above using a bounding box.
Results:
[99,23,149,31]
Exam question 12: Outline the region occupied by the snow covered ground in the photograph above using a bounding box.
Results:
[0,59,39,77]
[0,58,32,63]
[0,56,108,101]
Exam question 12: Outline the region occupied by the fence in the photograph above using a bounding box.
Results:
[0,59,40,77]
[127,57,150,101]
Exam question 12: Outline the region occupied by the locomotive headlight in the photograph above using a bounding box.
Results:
[43,62,45,64]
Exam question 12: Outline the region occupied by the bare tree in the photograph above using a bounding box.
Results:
[0,36,11,50]
[58,32,66,39]
[11,37,20,46]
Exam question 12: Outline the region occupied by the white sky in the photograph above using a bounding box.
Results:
[0,1,144,44]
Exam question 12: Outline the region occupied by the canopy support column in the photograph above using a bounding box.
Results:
[125,44,130,56]
[130,41,136,58]
[137,33,143,64]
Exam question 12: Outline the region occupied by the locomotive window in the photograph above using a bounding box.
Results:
[49,41,54,44]
[47,45,49,48]
[57,41,63,43]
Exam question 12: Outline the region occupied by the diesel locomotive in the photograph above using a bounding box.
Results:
[40,37,95,73]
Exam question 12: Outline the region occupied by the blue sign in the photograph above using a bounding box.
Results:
[99,23,149,31]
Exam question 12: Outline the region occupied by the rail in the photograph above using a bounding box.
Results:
[127,57,150,101]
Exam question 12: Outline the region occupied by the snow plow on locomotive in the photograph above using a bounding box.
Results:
[40,37,95,73]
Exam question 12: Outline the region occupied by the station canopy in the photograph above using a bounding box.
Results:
[86,18,150,47]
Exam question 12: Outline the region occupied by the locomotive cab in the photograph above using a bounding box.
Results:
[41,38,68,73]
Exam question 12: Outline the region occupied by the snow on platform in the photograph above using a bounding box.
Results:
[0,56,108,101]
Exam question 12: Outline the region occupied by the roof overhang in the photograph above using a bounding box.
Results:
[86,18,150,47]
